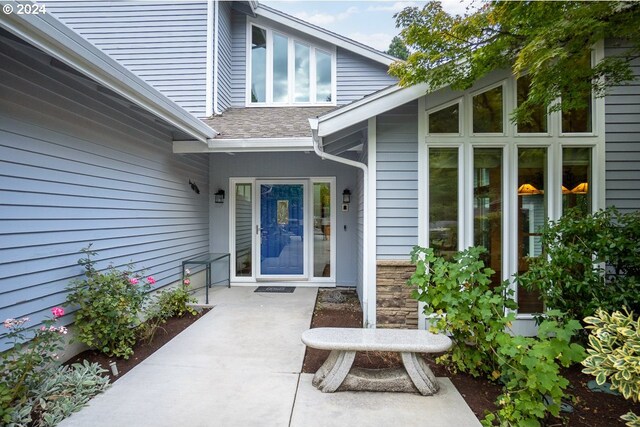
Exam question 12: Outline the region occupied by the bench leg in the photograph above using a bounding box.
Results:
[312,350,356,393]
[401,352,439,396]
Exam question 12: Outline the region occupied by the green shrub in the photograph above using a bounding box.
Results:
[582,308,639,426]
[409,246,586,427]
[517,207,640,321]
[66,246,155,359]
[1,309,67,425]
[156,284,197,319]
[138,269,197,344]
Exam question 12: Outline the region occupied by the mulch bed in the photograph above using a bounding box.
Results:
[64,309,210,383]
[302,289,639,426]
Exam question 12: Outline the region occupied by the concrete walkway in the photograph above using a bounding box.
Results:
[59,286,480,427]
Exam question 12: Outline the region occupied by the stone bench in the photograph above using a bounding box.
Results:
[301,327,452,396]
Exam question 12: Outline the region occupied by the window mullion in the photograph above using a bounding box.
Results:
[288,38,294,104]
[310,48,317,104]
[265,29,273,103]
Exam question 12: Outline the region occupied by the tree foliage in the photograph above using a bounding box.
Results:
[385,35,409,60]
[389,1,640,123]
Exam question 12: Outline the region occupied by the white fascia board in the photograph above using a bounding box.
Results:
[316,83,430,137]
[173,137,314,153]
[256,4,396,67]
[0,5,216,144]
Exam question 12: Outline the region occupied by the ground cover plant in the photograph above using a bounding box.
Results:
[583,308,640,426]
[409,246,586,426]
[1,308,109,426]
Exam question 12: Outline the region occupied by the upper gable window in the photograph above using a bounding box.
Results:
[249,24,335,106]
[428,102,460,134]
[516,75,548,134]
[472,85,503,133]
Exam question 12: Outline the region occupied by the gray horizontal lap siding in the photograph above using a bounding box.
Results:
[0,35,209,350]
[337,48,397,105]
[605,41,640,213]
[47,1,209,117]
[376,103,419,259]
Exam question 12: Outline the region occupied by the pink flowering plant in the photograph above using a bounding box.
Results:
[0,308,67,424]
[65,246,154,359]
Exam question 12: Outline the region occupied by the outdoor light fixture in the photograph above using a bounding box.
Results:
[342,189,351,204]
[214,189,225,204]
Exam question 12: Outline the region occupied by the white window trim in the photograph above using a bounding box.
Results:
[246,22,337,107]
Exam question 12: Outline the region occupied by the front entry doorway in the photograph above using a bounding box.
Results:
[257,181,306,279]
[230,177,336,284]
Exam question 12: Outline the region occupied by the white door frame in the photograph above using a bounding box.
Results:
[228,177,337,284]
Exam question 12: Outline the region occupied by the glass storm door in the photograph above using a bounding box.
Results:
[257,181,306,278]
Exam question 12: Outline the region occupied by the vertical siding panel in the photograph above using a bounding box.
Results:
[47,1,209,117]
[337,48,397,105]
[375,102,419,259]
[0,34,209,350]
[605,40,640,213]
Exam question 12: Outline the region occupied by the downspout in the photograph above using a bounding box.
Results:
[309,118,374,328]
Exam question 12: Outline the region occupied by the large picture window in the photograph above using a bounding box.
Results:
[249,24,335,106]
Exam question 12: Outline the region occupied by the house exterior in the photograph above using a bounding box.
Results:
[1,1,638,347]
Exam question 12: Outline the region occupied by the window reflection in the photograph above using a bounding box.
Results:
[250,26,266,103]
[429,103,459,134]
[429,148,458,259]
[517,148,547,313]
[273,33,288,103]
[474,149,502,285]
[235,184,252,276]
[517,75,547,133]
[562,147,591,215]
[316,50,332,103]
[313,183,331,277]
[295,42,310,102]
[473,86,503,133]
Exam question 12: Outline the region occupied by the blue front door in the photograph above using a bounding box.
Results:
[259,183,305,277]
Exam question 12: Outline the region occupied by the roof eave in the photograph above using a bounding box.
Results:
[0,3,216,144]
[315,83,430,137]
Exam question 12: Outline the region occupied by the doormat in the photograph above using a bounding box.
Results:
[254,286,295,293]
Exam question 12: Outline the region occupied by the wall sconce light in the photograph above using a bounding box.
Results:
[342,189,351,204]
[214,189,225,204]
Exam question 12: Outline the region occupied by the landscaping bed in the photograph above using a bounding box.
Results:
[65,308,209,383]
[302,288,639,426]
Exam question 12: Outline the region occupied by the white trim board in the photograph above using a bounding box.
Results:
[173,137,314,153]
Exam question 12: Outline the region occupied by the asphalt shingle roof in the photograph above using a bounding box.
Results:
[202,107,335,139]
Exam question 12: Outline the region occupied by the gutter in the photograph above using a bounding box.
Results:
[309,118,374,328]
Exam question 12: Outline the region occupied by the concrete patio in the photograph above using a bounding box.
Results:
[59,286,480,427]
